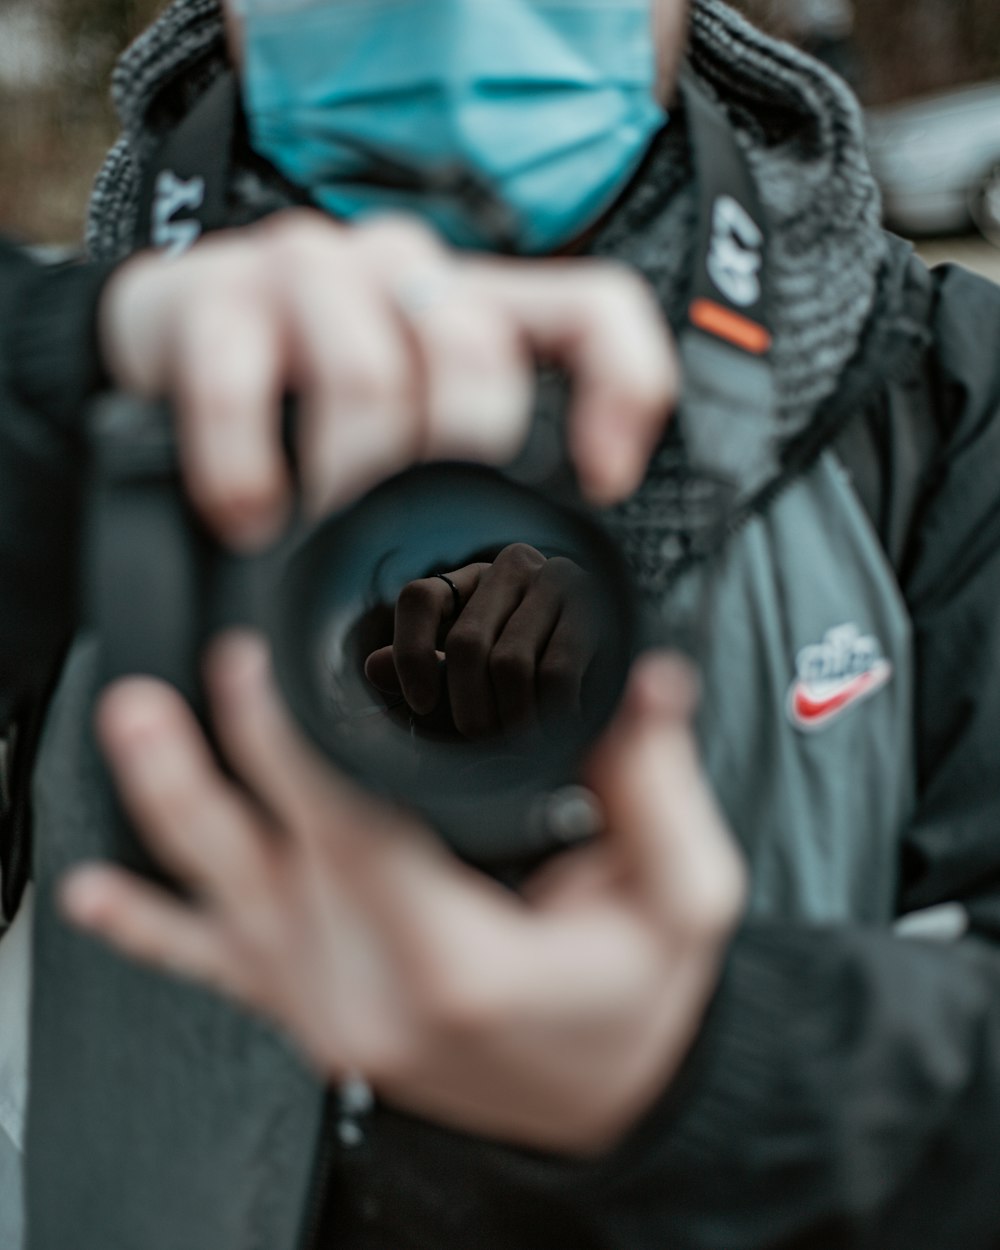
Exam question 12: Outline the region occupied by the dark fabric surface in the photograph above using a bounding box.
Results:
[0,241,111,726]
[0,241,116,916]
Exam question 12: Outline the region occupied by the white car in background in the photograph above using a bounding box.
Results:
[866,82,1000,243]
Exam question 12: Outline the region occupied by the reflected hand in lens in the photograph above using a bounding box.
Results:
[364,543,599,741]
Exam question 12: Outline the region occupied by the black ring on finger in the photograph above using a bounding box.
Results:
[433,573,462,621]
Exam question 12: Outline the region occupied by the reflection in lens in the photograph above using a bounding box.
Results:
[268,464,638,867]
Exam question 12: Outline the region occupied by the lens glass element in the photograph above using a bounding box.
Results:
[270,463,637,864]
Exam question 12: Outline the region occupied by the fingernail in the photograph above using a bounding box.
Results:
[98,683,169,752]
[209,631,269,699]
[59,868,111,925]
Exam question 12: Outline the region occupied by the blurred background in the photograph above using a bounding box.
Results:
[2,0,999,277]
[1,0,159,242]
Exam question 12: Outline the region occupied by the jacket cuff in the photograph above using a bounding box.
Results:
[578,920,800,1178]
[488,920,829,1200]
[10,259,119,436]
[454,922,797,1200]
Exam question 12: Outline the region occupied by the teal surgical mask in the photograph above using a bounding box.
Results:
[239,0,666,254]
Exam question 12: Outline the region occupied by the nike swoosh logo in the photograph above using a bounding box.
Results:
[788,659,893,732]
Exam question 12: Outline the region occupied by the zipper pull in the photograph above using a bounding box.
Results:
[335,1073,375,1157]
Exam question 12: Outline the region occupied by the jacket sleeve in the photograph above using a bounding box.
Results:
[0,239,116,724]
[530,264,1000,1250]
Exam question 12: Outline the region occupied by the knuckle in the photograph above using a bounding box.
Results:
[331,360,410,415]
[497,542,544,573]
[221,851,273,916]
[420,968,497,1039]
[543,556,584,594]
[488,645,533,690]
[259,210,342,266]
[181,375,251,429]
[176,336,266,416]
[590,260,657,313]
[177,306,239,370]
[538,654,579,698]
[200,259,269,313]
[397,580,441,617]
[324,822,381,882]
[358,214,446,264]
[426,313,508,370]
[351,1031,413,1087]
[445,626,489,669]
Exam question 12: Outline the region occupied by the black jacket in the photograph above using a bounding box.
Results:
[0,241,113,920]
[5,236,1000,1248]
[0,243,112,721]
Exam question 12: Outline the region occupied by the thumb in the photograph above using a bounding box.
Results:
[585,652,746,931]
[364,646,403,695]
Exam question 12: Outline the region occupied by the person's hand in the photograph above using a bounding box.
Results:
[99,211,678,551]
[60,638,745,1155]
[364,543,599,739]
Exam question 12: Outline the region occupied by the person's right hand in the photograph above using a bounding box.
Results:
[99,210,678,550]
[364,543,599,739]
[62,643,746,1155]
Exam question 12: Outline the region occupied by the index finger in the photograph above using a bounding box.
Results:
[174,291,290,550]
[462,260,679,504]
[383,564,487,716]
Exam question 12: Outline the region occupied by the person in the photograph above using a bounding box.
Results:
[9,1,1000,1248]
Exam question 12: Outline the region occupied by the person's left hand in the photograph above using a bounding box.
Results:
[60,636,745,1155]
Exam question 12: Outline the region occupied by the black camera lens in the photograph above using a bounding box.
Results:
[269,462,639,866]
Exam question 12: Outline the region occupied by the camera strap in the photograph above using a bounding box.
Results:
[134,71,239,254]
[676,69,779,493]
